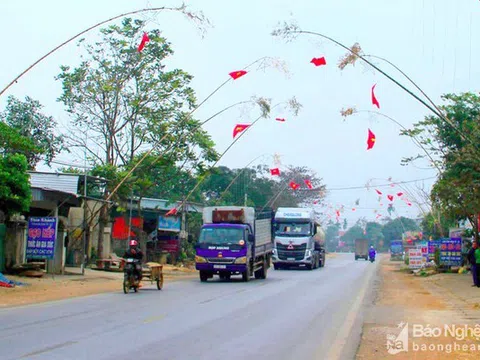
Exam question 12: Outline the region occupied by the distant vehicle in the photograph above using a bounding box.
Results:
[195,206,274,282]
[355,239,369,260]
[271,207,326,270]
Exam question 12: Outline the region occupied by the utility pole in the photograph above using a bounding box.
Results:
[81,134,87,275]
[127,189,133,249]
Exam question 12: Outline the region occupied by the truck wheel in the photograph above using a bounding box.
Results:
[306,263,313,270]
[199,271,209,282]
[355,256,358,260]
[273,264,280,270]
[242,265,251,282]
[255,259,268,279]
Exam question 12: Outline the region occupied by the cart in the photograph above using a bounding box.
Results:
[142,263,164,290]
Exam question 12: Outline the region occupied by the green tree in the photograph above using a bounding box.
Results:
[325,222,340,251]
[382,217,419,246]
[421,211,455,239]
[403,92,480,238]
[0,96,64,168]
[341,225,365,248]
[57,18,218,258]
[57,17,216,168]
[0,154,31,223]
[365,222,385,249]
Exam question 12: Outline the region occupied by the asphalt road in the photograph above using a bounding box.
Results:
[0,253,379,360]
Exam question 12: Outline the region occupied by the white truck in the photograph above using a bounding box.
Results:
[272,207,326,270]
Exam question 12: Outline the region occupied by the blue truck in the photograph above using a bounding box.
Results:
[195,206,274,282]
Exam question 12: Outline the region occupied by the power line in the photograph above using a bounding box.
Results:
[326,176,436,191]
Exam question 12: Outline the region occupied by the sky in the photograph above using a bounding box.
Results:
[0,0,478,226]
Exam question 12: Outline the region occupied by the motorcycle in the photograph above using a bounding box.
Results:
[369,253,376,263]
[123,258,142,294]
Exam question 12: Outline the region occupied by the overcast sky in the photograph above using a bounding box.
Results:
[0,0,478,225]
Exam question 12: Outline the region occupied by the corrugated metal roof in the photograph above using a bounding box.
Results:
[29,172,80,195]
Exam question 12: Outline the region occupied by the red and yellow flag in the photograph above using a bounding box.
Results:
[304,179,313,189]
[367,129,376,150]
[229,70,247,80]
[289,181,300,190]
[270,168,280,176]
[233,124,250,138]
[371,84,380,108]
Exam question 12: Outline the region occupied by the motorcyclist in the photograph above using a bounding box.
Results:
[368,245,376,261]
[123,240,143,280]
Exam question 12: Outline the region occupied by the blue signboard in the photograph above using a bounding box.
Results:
[158,215,181,232]
[390,240,403,254]
[26,217,57,259]
[428,240,442,261]
[439,238,462,266]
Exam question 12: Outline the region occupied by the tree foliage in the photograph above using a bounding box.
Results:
[340,225,364,247]
[0,96,62,168]
[57,17,217,170]
[0,154,31,221]
[403,92,480,234]
[381,217,419,244]
[201,164,326,209]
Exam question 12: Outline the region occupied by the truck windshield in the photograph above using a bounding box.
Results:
[199,227,244,245]
[275,222,311,236]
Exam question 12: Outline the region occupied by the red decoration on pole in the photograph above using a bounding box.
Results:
[289,181,300,190]
[304,179,313,189]
[232,124,250,138]
[375,189,382,195]
[310,57,327,66]
[387,195,394,202]
[137,32,150,52]
[275,117,286,122]
[397,192,404,197]
[165,208,178,216]
[367,129,376,150]
[229,70,247,80]
[270,168,280,176]
[371,84,380,108]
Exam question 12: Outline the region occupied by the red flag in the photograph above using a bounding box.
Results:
[376,214,382,219]
[165,208,177,216]
[275,117,286,122]
[310,57,327,66]
[270,168,280,176]
[387,195,394,202]
[371,84,380,108]
[289,181,300,190]
[313,200,319,205]
[375,189,382,195]
[407,202,412,206]
[336,210,341,217]
[229,70,247,80]
[367,128,376,150]
[397,192,403,197]
[304,179,313,189]
[233,124,250,138]
[352,208,356,211]
[137,32,150,52]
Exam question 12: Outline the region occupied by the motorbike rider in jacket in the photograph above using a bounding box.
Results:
[123,240,143,280]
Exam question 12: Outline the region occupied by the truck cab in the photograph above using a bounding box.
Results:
[271,207,325,270]
[195,206,273,282]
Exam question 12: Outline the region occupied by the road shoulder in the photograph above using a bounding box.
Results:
[0,265,196,308]
[356,259,480,359]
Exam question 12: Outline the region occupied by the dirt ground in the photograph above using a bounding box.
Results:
[0,264,197,308]
[357,258,480,359]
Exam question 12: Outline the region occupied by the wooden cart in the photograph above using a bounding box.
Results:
[142,263,164,290]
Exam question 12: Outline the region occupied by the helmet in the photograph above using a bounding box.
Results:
[129,240,138,247]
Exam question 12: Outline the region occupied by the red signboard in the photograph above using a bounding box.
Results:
[156,240,179,253]
[112,217,143,240]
